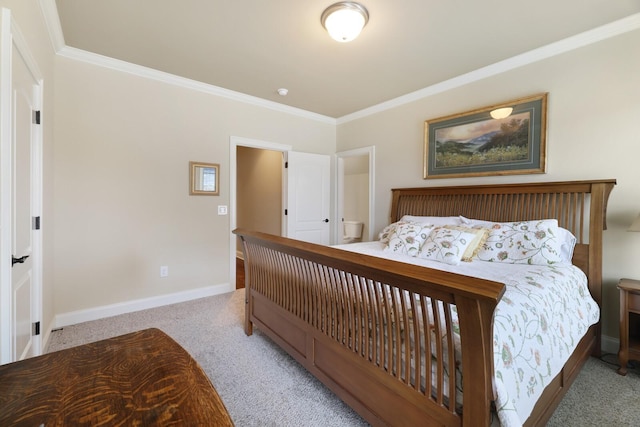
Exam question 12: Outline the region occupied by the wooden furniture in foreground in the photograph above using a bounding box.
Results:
[234,179,615,427]
[617,278,640,375]
[0,328,233,426]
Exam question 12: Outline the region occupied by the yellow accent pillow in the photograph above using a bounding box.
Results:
[443,225,489,261]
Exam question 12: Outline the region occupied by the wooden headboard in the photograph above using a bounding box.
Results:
[390,180,616,308]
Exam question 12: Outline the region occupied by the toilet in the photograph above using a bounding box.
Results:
[343,221,364,244]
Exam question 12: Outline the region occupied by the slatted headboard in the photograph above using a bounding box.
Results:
[390,180,616,308]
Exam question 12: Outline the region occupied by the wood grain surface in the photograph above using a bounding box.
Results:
[0,328,234,426]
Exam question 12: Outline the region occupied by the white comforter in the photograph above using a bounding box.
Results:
[333,241,599,427]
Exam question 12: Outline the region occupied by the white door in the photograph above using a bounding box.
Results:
[0,9,43,363]
[286,151,331,245]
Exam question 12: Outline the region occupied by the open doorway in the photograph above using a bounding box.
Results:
[235,146,283,288]
[336,146,375,244]
[230,137,332,289]
[230,137,292,289]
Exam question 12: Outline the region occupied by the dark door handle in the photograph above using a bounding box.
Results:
[12,255,29,266]
[323,219,329,223]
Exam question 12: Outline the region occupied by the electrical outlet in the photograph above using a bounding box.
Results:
[218,205,228,215]
[160,266,169,277]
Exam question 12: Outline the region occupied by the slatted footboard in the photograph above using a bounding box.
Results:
[234,229,504,426]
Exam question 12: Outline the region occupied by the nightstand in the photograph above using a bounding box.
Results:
[617,278,640,375]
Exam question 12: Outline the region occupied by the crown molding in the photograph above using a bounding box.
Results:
[37,0,639,126]
[38,0,64,52]
[337,12,640,124]
[38,0,335,125]
[56,46,336,124]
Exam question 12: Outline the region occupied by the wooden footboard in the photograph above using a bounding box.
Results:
[234,228,504,426]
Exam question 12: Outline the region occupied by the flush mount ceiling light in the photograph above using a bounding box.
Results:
[490,107,513,119]
[321,2,369,43]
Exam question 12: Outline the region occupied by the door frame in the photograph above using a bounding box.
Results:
[229,136,292,289]
[335,146,375,242]
[0,8,44,363]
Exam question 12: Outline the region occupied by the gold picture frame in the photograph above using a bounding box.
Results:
[424,93,547,179]
[189,161,220,196]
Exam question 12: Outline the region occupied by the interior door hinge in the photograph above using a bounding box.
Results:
[32,321,40,336]
[32,110,41,125]
[284,209,288,216]
[284,161,288,168]
[33,216,40,230]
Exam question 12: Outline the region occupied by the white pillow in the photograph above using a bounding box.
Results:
[558,228,577,262]
[417,226,476,265]
[460,216,576,263]
[471,219,566,265]
[384,222,435,256]
[401,215,462,227]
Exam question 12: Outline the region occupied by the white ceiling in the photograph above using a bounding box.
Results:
[54,0,640,119]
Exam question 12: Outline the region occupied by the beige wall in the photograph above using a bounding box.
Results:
[336,29,640,340]
[53,56,335,315]
[1,0,56,340]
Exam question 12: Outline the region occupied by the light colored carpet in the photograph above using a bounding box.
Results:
[47,290,640,426]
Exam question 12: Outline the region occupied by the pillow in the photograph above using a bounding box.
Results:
[460,216,577,263]
[400,215,462,227]
[443,225,489,261]
[557,228,577,262]
[378,220,408,244]
[417,226,476,265]
[472,219,566,265]
[384,222,435,256]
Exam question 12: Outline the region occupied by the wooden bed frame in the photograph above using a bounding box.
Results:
[234,179,615,426]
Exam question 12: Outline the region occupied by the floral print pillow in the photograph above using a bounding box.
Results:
[416,227,476,265]
[384,222,435,256]
[460,216,577,263]
[475,219,565,265]
[378,220,407,244]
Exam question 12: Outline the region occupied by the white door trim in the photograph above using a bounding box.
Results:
[229,136,292,289]
[0,8,12,364]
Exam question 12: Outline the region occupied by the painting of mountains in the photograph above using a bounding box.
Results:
[423,93,547,179]
[434,112,531,168]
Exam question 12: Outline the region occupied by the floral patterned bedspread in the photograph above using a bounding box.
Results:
[334,241,599,427]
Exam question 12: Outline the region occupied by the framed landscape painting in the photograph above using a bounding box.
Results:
[423,93,547,179]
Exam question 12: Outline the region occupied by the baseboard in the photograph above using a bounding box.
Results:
[48,291,621,357]
[601,334,618,355]
[53,283,234,328]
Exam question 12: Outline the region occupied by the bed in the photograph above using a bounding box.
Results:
[233,179,615,426]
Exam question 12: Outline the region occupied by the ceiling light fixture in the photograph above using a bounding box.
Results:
[321,2,369,43]
[490,107,513,119]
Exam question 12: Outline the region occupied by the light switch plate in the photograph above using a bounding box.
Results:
[218,205,228,215]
